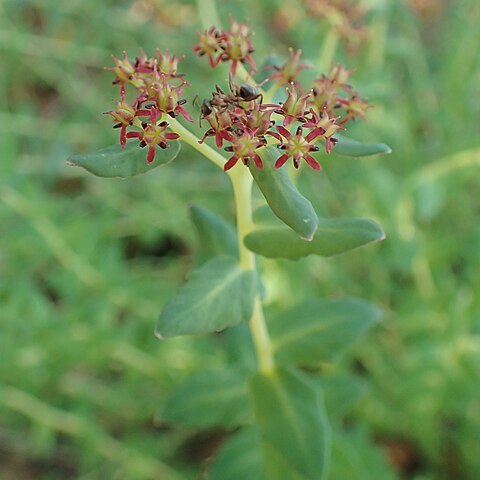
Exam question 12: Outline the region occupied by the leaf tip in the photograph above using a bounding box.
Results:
[154,327,166,340]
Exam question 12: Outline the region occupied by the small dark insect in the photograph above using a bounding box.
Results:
[209,73,263,112]
[199,98,213,126]
[228,72,263,104]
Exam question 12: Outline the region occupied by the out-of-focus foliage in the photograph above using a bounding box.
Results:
[1,0,479,478]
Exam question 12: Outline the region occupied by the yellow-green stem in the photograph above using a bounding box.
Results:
[318,27,340,71]
[168,117,225,170]
[229,165,275,373]
[169,106,275,373]
[196,0,222,30]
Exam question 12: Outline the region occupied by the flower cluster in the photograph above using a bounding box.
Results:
[105,50,190,163]
[104,18,370,172]
[312,64,370,125]
[193,17,256,74]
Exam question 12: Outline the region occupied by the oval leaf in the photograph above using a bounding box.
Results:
[163,368,250,428]
[333,134,392,157]
[250,147,318,240]
[67,141,181,178]
[156,256,256,338]
[250,368,329,480]
[269,299,381,365]
[210,428,266,480]
[189,204,238,263]
[244,217,385,260]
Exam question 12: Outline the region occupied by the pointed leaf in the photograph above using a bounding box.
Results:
[245,217,385,260]
[189,204,238,263]
[67,141,181,178]
[269,299,381,365]
[210,428,265,480]
[333,134,392,157]
[163,368,250,428]
[250,147,318,240]
[156,256,256,338]
[250,368,330,480]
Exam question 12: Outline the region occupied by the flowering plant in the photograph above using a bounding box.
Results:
[68,13,391,480]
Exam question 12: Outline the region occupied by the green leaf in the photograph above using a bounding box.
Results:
[308,374,368,418]
[333,134,392,157]
[244,217,385,260]
[250,368,330,480]
[269,299,381,365]
[223,323,257,372]
[250,147,318,240]
[329,428,397,480]
[210,428,266,480]
[162,368,250,428]
[156,256,256,338]
[66,141,181,178]
[189,204,238,263]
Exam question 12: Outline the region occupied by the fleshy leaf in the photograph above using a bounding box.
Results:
[269,299,381,365]
[162,368,250,428]
[189,204,238,263]
[210,428,266,480]
[244,217,385,260]
[250,368,329,480]
[67,141,180,178]
[249,147,318,240]
[156,256,256,338]
[333,134,392,157]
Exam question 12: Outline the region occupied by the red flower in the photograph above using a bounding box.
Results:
[105,101,137,147]
[223,128,266,171]
[275,84,312,126]
[218,18,257,75]
[273,125,323,170]
[193,27,222,68]
[126,119,179,163]
[107,52,136,100]
[303,108,342,153]
[199,108,234,148]
[266,48,309,86]
[194,18,256,75]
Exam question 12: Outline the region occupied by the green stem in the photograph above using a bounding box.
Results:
[317,27,339,72]
[168,117,225,170]
[196,0,222,30]
[228,165,275,373]
[168,110,275,374]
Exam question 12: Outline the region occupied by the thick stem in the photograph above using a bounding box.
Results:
[168,115,275,373]
[168,117,225,170]
[228,165,275,372]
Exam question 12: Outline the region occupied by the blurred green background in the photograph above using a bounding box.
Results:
[1,0,479,479]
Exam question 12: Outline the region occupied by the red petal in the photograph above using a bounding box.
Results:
[274,153,289,168]
[147,146,156,163]
[224,155,239,171]
[276,125,292,139]
[120,126,127,147]
[304,154,321,170]
[126,131,141,139]
[305,127,324,143]
[252,153,263,169]
[165,132,180,140]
